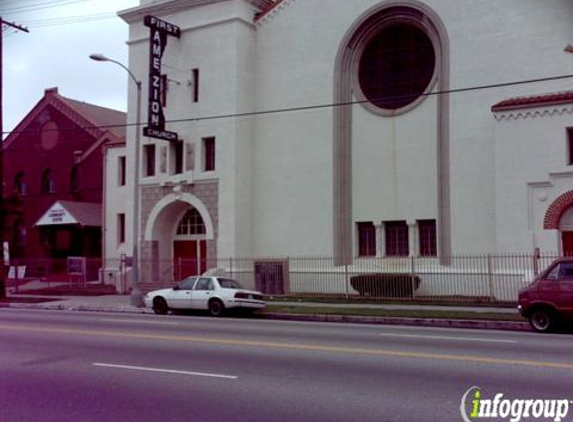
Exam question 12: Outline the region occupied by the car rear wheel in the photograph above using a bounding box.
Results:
[153,297,169,315]
[529,308,555,333]
[208,299,225,317]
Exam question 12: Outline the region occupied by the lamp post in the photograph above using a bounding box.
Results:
[90,53,144,307]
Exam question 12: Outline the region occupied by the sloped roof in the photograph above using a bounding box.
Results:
[491,91,573,112]
[60,96,127,138]
[254,0,285,21]
[4,87,126,149]
[35,200,102,227]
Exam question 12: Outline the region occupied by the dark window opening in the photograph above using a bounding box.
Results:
[359,23,435,110]
[385,221,409,256]
[118,214,125,244]
[41,169,55,194]
[418,219,437,257]
[357,222,376,257]
[144,144,156,177]
[177,208,206,235]
[70,166,78,192]
[13,172,26,196]
[203,137,215,171]
[118,156,126,186]
[12,219,27,248]
[173,140,183,175]
[192,69,199,103]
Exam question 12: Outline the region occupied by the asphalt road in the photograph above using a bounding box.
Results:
[1,308,572,422]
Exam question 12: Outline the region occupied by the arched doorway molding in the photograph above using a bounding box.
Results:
[144,192,214,242]
[543,190,573,230]
[142,192,215,282]
[332,0,450,265]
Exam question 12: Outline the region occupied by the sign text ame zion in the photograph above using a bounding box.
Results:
[143,15,181,142]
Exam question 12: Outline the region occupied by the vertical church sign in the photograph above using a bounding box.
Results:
[143,15,180,141]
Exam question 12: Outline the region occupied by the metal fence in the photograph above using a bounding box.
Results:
[7,252,561,303]
[5,257,103,293]
[101,252,560,304]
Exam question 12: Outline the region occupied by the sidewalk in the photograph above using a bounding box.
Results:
[2,293,530,332]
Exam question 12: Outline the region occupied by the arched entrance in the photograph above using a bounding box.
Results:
[543,190,573,255]
[143,192,215,285]
[173,208,208,279]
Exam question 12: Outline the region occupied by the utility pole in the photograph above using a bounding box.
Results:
[0,18,28,299]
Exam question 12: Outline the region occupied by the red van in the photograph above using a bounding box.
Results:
[518,258,573,332]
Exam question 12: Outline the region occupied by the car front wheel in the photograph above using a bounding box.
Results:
[529,308,555,333]
[208,299,225,317]
[153,297,169,315]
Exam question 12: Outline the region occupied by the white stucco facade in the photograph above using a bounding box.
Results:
[103,0,573,284]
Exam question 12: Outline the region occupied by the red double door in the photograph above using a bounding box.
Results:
[563,232,573,256]
[173,240,207,280]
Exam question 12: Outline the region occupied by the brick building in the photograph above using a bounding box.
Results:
[3,87,126,264]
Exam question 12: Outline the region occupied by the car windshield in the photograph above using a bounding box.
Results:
[218,278,245,289]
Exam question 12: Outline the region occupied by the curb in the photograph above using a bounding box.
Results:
[258,312,531,332]
[4,301,531,332]
[6,302,152,314]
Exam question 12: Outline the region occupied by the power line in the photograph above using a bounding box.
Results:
[3,72,573,138]
[18,12,117,27]
[0,0,93,15]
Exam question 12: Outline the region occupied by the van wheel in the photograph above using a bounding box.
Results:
[529,308,555,332]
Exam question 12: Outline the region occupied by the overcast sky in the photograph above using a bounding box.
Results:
[2,0,139,136]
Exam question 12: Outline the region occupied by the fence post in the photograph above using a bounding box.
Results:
[487,254,495,301]
[120,255,126,294]
[533,247,540,277]
[410,256,416,300]
[13,259,18,294]
[345,262,349,299]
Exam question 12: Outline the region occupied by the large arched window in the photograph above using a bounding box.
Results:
[41,169,55,194]
[176,208,206,236]
[13,171,27,196]
[333,2,450,265]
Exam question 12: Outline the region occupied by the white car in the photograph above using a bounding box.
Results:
[144,276,266,316]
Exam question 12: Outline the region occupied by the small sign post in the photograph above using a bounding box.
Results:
[67,256,87,288]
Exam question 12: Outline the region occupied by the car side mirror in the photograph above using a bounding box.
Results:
[173,285,180,291]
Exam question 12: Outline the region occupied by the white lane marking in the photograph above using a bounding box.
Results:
[92,363,237,379]
[378,333,517,343]
[99,318,180,326]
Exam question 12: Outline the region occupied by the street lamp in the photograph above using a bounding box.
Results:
[90,53,144,307]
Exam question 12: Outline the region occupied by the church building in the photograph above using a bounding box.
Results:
[103,0,573,288]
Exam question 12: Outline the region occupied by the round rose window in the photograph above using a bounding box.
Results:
[358,23,435,111]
